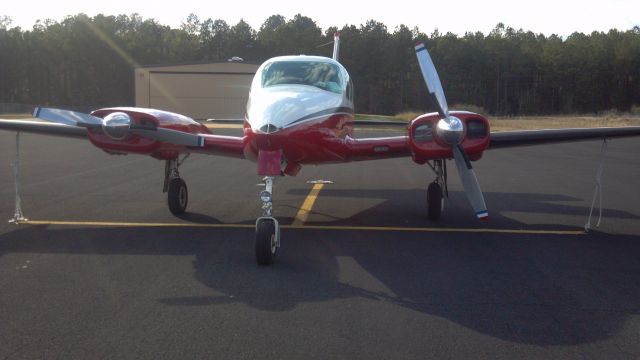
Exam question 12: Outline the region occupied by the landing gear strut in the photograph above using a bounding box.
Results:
[164,155,189,215]
[426,159,447,221]
[255,176,280,265]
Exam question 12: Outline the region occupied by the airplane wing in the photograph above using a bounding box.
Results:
[198,133,245,158]
[341,123,640,161]
[0,119,87,138]
[0,109,245,159]
[344,135,410,161]
[489,127,640,149]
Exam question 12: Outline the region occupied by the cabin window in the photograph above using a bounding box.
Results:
[346,78,354,102]
[262,61,344,94]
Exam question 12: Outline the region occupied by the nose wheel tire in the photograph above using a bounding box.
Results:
[168,178,188,215]
[427,182,443,221]
[256,220,277,265]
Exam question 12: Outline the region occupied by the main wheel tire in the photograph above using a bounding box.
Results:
[168,178,188,215]
[427,182,443,221]
[255,220,277,266]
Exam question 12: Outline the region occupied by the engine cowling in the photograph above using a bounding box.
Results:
[87,107,210,159]
[408,111,490,164]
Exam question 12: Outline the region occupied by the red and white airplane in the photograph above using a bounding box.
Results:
[2,34,640,265]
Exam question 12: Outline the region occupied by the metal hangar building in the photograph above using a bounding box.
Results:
[134,62,259,120]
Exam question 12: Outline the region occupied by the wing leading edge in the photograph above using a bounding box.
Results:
[489,127,640,149]
[339,125,640,161]
[0,119,87,138]
[0,118,246,159]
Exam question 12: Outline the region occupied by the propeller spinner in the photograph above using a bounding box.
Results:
[414,42,488,220]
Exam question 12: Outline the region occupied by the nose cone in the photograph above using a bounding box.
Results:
[102,112,131,140]
[436,116,464,145]
[247,85,345,133]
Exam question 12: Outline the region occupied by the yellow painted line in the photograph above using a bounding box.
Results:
[24,220,254,228]
[284,224,584,235]
[291,183,325,226]
[21,220,584,235]
[205,123,243,129]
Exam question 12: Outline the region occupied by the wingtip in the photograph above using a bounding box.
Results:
[33,107,41,118]
[476,211,489,220]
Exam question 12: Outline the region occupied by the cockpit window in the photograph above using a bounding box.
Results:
[261,61,344,94]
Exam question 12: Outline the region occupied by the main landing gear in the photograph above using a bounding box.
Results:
[255,176,280,265]
[164,155,189,215]
[426,159,447,221]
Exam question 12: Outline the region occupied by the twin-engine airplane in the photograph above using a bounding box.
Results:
[2,34,640,265]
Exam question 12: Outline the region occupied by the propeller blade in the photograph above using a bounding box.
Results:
[415,43,486,219]
[33,107,103,128]
[414,42,449,118]
[452,144,488,220]
[131,128,205,147]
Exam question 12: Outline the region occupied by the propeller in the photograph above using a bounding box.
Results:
[33,107,204,147]
[414,42,488,220]
[34,107,103,128]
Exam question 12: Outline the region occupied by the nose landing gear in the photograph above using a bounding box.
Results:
[255,176,280,265]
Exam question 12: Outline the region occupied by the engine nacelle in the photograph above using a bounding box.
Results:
[408,111,490,164]
[87,107,210,159]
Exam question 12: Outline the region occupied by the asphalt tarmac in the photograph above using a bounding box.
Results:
[1,126,640,359]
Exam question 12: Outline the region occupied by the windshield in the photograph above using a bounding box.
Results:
[261,61,344,94]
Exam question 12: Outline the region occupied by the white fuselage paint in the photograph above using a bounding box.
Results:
[246,55,354,133]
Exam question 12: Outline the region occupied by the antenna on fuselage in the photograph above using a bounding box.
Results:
[332,32,340,61]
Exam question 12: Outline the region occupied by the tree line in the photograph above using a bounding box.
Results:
[0,13,639,116]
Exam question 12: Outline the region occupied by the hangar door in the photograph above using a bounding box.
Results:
[148,71,255,120]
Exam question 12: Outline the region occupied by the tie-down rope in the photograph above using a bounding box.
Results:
[584,138,607,232]
[9,131,28,223]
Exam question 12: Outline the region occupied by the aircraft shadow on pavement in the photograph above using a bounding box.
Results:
[1,224,639,346]
[175,212,225,224]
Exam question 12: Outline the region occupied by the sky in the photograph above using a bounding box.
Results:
[2,0,639,36]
